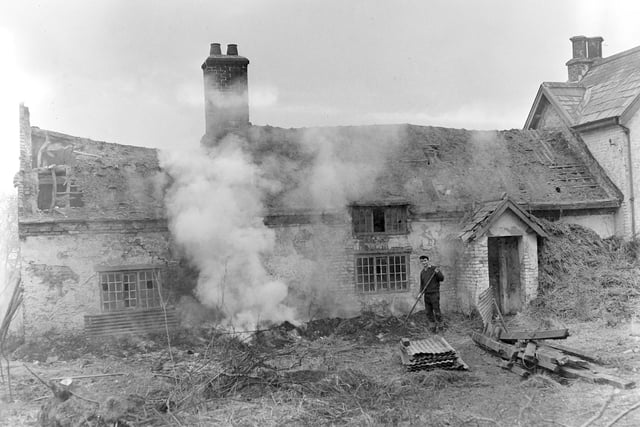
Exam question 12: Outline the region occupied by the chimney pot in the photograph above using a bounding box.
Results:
[570,35,588,59]
[210,43,222,55]
[227,44,238,56]
[587,36,604,59]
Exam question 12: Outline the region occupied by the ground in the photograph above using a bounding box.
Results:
[1,310,639,427]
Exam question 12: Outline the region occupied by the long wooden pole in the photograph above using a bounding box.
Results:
[403,270,436,324]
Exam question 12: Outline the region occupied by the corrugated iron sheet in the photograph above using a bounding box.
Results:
[399,336,468,372]
[402,335,456,357]
[477,287,494,328]
[84,307,178,337]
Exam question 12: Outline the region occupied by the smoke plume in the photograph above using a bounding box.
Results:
[160,136,295,331]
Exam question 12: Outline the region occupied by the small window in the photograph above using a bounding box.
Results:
[37,170,83,210]
[355,254,409,292]
[99,269,162,312]
[352,206,407,234]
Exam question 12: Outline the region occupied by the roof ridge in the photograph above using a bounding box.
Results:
[542,81,583,88]
[589,44,640,69]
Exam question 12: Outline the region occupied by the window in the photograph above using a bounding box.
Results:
[352,206,407,234]
[356,254,409,292]
[37,170,83,210]
[99,269,163,312]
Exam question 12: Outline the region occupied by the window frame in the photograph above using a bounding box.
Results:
[37,169,83,210]
[355,252,410,293]
[351,205,408,235]
[98,268,164,313]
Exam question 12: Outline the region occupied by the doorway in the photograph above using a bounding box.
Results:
[488,236,522,314]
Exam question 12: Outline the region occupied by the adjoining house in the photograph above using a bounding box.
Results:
[14,38,633,336]
[525,35,640,238]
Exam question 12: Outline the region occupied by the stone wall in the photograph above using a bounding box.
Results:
[19,225,178,335]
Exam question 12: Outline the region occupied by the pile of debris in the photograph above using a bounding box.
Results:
[399,336,468,372]
[471,328,635,389]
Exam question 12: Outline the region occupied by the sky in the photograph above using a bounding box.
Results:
[1,0,640,194]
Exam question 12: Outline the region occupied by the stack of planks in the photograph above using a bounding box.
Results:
[471,329,635,389]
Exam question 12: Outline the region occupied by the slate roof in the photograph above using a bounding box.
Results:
[247,124,620,212]
[576,46,640,125]
[459,196,548,242]
[529,45,640,128]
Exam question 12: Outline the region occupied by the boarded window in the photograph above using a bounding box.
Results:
[99,269,163,312]
[352,206,407,234]
[356,254,408,292]
[37,170,83,210]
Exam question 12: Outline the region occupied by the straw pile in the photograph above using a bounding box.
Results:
[534,220,639,321]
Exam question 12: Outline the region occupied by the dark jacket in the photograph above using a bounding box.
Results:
[420,266,445,294]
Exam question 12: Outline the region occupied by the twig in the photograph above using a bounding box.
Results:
[23,364,50,388]
[154,270,176,380]
[461,415,501,426]
[167,410,184,427]
[604,401,640,427]
[68,390,100,405]
[50,373,126,380]
[580,391,615,427]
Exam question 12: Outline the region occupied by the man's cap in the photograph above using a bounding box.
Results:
[419,255,429,260]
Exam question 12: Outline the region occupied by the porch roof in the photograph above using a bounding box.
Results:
[459,196,548,242]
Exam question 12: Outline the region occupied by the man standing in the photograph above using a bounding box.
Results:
[419,255,445,332]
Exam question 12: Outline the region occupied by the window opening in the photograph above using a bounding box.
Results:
[99,269,162,312]
[352,206,407,235]
[37,168,83,210]
[356,254,408,292]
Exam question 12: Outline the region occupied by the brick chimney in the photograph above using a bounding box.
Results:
[566,36,603,82]
[201,43,250,146]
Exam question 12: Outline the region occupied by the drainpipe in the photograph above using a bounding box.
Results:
[620,124,637,238]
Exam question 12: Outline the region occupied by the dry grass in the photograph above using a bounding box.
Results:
[533,220,640,322]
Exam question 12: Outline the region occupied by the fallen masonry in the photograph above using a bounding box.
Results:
[470,330,635,389]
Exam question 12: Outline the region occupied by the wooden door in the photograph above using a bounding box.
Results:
[488,237,522,314]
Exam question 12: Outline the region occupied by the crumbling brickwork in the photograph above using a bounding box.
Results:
[17,107,183,335]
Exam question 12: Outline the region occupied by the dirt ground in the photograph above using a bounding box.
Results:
[1,311,639,427]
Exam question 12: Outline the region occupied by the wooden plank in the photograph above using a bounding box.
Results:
[517,351,559,373]
[535,346,569,365]
[499,329,569,342]
[559,366,635,389]
[539,341,602,363]
[471,331,519,360]
[500,361,530,378]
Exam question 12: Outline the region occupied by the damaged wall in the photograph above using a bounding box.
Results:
[263,214,462,319]
[16,106,187,335]
[20,230,177,334]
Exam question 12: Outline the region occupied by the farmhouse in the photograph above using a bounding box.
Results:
[15,37,636,336]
